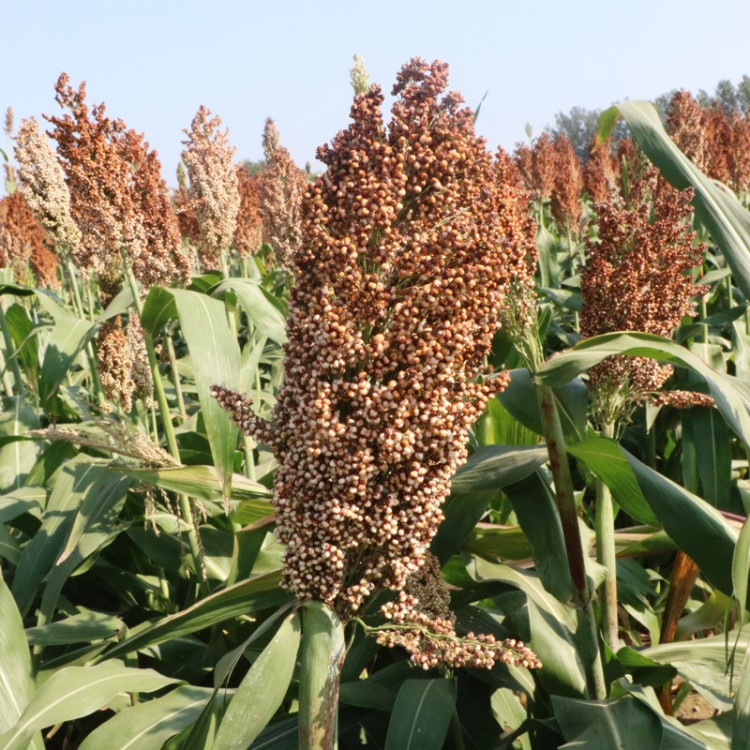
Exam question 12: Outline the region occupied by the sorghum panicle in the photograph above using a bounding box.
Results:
[0,192,58,286]
[181,106,241,269]
[550,134,584,228]
[584,136,620,203]
[46,74,190,298]
[14,116,81,253]
[257,142,306,271]
[581,168,708,418]
[214,59,536,620]
[233,166,263,257]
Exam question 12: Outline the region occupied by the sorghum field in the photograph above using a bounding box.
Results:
[3,56,750,749]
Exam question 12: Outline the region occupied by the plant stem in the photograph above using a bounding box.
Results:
[165,334,187,422]
[63,259,105,404]
[535,382,606,699]
[595,421,619,650]
[124,268,205,583]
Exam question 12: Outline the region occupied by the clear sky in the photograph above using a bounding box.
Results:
[3,0,750,186]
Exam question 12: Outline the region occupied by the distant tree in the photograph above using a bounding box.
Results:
[714,79,740,114]
[552,106,601,160]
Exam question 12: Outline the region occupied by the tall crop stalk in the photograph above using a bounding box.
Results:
[124,267,204,580]
[535,382,606,699]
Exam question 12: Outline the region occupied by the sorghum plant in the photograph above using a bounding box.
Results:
[181,105,240,270]
[214,58,539,670]
[45,74,191,299]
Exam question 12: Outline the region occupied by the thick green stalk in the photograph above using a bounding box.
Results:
[165,335,187,422]
[299,602,345,750]
[595,422,618,650]
[535,382,606,699]
[124,268,204,581]
[63,259,105,404]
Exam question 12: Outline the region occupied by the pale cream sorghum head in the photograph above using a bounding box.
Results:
[261,117,280,161]
[581,167,710,424]
[213,58,536,624]
[181,105,240,269]
[46,74,190,299]
[14,116,81,253]
[257,138,306,272]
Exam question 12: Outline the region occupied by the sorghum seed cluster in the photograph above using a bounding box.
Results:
[213,58,536,617]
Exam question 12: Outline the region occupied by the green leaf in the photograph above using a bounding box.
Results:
[537,332,750,446]
[212,279,287,343]
[567,436,658,526]
[35,291,96,402]
[384,679,456,750]
[600,100,750,300]
[99,570,290,660]
[0,579,36,735]
[114,465,270,503]
[299,602,345,750]
[734,517,750,624]
[498,368,588,440]
[139,287,177,338]
[0,662,177,750]
[25,611,123,646]
[0,396,39,493]
[625,450,737,597]
[78,686,217,750]
[682,407,732,508]
[552,694,662,749]
[451,445,547,495]
[504,472,575,603]
[642,629,749,711]
[171,289,241,505]
[212,610,301,750]
[12,458,120,616]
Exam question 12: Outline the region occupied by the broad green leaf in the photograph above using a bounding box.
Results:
[567,436,658,526]
[504,472,575,603]
[100,570,290,659]
[625,450,738,597]
[5,303,40,386]
[26,611,123,646]
[601,100,750,299]
[0,396,39,493]
[451,445,548,494]
[642,629,750,711]
[212,279,287,343]
[171,289,241,505]
[491,688,531,750]
[299,602,345,750]
[78,685,217,750]
[11,458,116,616]
[384,679,456,750]
[212,611,301,750]
[536,331,750,447]
[0,661,177,750]
[35,291,96,402]
[552,694,662,750]
[115,465,269,504]
[498,368,588,440]
[682,407,732,508]
[139,286,177,338]
[467,558,586,697]
[38,468,131,620]
[734,517,750,623]
[0,579,36,735]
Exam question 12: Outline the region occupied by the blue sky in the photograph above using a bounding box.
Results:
[3,0,750,186]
